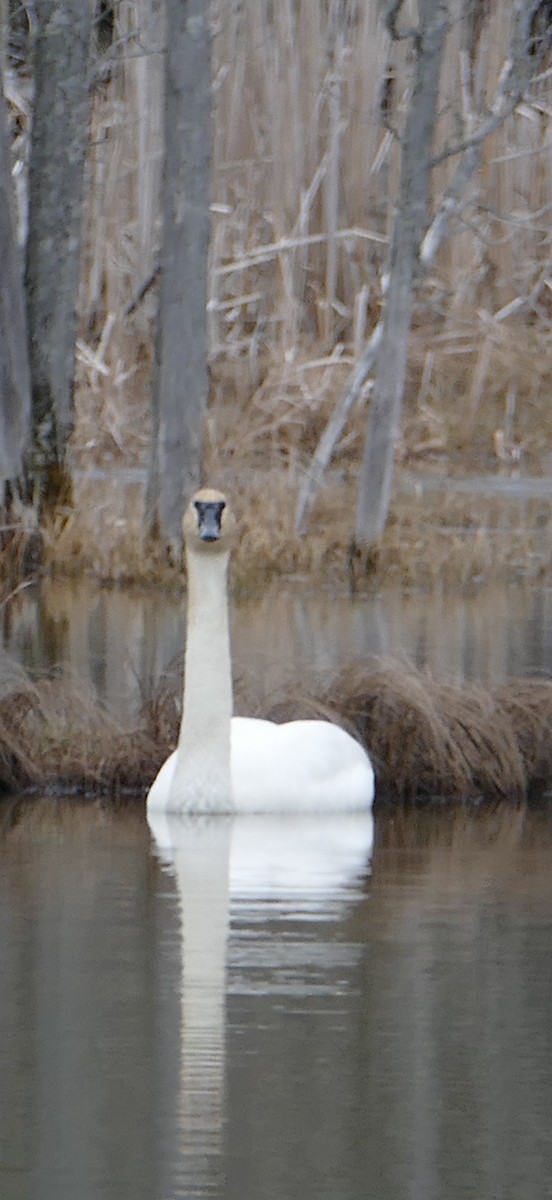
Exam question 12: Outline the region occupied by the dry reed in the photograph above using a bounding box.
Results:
[0,675,162,797]
[1,658,552,806]
[5,2,552,586]
[223,659,552,804]
[79,1,552,391]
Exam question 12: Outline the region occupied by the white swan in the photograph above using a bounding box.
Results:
[146,488,375,814]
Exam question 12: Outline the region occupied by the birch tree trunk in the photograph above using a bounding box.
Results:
[354,0,449,555]
[147,0,211,558]
[0,76,30,488]
[24,0,93,504]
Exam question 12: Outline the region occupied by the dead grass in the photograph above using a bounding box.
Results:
[2,658,552,806]
[6,2,552,589]
[0,675,166,798]
[29,456,552,594]
[34,391,552,593]
[259,660,533,804]
[30,317,552,591]
[240,659,552,804]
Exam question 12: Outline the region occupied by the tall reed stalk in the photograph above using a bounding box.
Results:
[66,2,552,494]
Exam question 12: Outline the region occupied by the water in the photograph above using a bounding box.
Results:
[2,580,552,1197]
[2,801,552,1200]
[4,578,552,718]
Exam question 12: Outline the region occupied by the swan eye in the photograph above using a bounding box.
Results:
[194,499,226,541]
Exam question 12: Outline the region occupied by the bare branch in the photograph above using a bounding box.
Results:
[384,0,418,43]
[295,323,382,535]
[421,0,542,264]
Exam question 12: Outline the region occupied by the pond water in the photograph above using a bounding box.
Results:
[1,801,552,1200]
[3,577,552,715]
[2,580,552,1198]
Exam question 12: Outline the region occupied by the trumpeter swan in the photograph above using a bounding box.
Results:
[146,488,375,814]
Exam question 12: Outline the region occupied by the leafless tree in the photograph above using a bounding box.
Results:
[0,66,30,490]
[296,0,543,562]
[24,0,94,506]
[146,0,212,558]
[353,0,450,553]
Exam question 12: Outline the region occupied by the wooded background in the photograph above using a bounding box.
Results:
[1,0,551,575]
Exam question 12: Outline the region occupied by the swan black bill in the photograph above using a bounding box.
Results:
[194,499,226,542]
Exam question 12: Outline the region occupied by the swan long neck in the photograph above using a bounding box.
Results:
[181,544,233,745]
[168,543,233,810]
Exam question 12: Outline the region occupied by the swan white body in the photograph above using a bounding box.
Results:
[148,714,374,813]
[146,489,375,815]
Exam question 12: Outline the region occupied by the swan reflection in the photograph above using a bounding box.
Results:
[147,810,374,1193]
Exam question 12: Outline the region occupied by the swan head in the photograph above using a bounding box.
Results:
[184,488,236,556]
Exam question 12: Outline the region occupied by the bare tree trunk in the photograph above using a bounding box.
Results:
[0,76,30,487]
[24,0,93,503]
[295,2,536,543]
[353,0,449,554]
[147,0,211,558]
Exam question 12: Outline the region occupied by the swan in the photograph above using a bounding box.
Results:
[146,488,375,814]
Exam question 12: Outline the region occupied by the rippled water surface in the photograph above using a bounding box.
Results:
[2,802,552,1200]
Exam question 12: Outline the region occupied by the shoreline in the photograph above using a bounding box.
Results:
[24,463,552,593]
[0,659,551,807]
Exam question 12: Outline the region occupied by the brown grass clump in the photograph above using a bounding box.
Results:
[493,678,552,792]
[258,659,551,804]
[1,659,552,806]
[316,661,528,803]
[0,686,42,793]
[0,676,163,798]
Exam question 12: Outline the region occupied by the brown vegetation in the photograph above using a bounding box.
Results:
[1,660,552,806]
[32,442,552,592]
[5,1,552,590]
